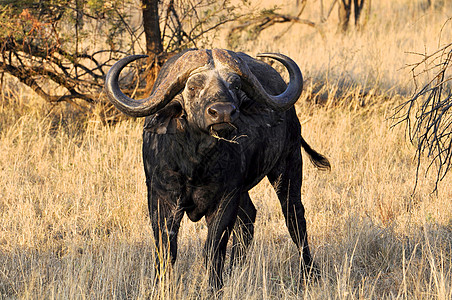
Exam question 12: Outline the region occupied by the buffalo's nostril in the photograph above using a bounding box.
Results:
[208,107,219,117]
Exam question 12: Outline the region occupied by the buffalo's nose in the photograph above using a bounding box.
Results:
[205,102,238,125]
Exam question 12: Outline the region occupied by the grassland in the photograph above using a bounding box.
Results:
[1,0,452,298]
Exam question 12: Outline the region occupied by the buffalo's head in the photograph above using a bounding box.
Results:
[105,49,303,136]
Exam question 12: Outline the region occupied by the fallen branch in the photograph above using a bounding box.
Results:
[227,11,322,48]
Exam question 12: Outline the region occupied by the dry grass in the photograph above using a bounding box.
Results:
[1,0,452,298]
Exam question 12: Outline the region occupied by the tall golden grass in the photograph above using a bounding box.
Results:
[1,0,452,298]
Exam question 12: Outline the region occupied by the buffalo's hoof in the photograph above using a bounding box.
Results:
[301,261,321,285]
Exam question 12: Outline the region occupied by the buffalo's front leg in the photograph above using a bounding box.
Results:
[204,193,240,290]
[230,192,256,270]
[268,146,317,275]
[148,189,184,274]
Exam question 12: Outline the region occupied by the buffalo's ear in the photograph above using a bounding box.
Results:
[144,102,185,134]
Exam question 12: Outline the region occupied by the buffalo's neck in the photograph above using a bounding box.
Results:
[175,128,218,174]
[145,126,225,178]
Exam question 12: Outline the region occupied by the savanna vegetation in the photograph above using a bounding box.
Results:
[1,0,451,298]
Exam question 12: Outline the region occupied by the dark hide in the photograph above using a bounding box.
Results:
[140,50,329,290]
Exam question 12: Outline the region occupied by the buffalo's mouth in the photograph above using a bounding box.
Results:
[209,122,237,139]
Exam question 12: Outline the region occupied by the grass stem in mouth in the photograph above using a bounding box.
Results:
[209,125,246,144]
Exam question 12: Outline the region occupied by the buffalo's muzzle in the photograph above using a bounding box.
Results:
[205,102,238,127]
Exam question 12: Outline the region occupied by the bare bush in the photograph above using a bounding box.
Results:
[393,39,452,191]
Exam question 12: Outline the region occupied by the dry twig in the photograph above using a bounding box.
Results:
[392,41,452,191]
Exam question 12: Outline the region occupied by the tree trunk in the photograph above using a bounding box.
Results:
[141,0,163,95]
[361,0,371,30]
[338,0,352,32]
[338,0,369,32]
[354,0,369,30]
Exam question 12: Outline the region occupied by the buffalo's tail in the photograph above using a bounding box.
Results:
[300,136,331,171]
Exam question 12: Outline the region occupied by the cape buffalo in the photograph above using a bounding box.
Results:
[105,49,330,290]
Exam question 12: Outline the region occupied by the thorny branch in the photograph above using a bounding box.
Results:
[226,0,345,47]
[392,41,452,191]
[0,4,135,106]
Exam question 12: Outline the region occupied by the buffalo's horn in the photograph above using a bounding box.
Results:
[105,51,210,117]
[212,49,303,111]
[254,53,303,111]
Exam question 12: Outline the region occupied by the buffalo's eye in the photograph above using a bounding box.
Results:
[186,74,206,95]
[230,80,241,91]
[187,86,198,95]
[227,74,241,92]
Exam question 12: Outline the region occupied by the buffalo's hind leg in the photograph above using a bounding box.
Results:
[267,147,319,279]
[230,192,256,271]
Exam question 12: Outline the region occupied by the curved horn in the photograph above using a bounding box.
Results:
[212,50,303,111]
[254,53,303,111]
[105,51,210,117]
